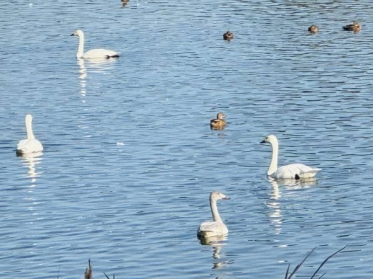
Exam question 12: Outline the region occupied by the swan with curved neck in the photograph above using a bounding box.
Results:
[17,114,43,154]
[197,191,230,238]
[71,30,120,59]
[261,134,320,180]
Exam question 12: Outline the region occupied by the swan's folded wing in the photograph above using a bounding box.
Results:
[277,164,320,179]
[16,139,43,154]
[83,49,119,59]
[198,221,217,233]
[16,139,28,150]
[197,221,228,238]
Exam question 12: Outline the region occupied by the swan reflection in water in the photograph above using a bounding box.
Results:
[77,58,87,96]
[76,58,118,96]
[267,177,318,234]
[17,152,43,184]
[270,176,318,188]
[198,235,233,271]
[267,178,283,234]
[17,152,43,213]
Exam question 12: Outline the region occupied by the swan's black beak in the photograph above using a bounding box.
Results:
[260,140,266,144]
[70,33,75,36]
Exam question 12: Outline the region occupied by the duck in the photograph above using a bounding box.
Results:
[71,29,120,59]
[84,259,92,279]
[197,191,230,238]
[223,31,234,41]
[260,135,321,180]
[210,112,226,130]
[342,21,361,32]
[308,25,319,34]
[16,114,43,155]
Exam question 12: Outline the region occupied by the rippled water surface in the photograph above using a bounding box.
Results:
[1,1,373,278]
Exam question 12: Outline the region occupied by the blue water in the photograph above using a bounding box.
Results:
[1,1,373,278]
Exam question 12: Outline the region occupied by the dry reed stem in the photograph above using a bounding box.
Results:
[285,246,347,279]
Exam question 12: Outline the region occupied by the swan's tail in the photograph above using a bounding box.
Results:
[299,168,321,179]
[309,167,321,173]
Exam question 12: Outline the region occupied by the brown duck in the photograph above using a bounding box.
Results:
[308,25,319,34]
[343,21,361,32]
[210,112,227,130]
[223,31,234,41]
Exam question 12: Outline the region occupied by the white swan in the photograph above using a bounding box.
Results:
[71,30,120,59]
[17,114,43,154]
[261,134,321,180]
[197,191,230,238]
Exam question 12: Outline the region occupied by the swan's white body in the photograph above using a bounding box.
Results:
[197,191,230,238]
[17,114,43,154]
[261,135,320,180]
[71,30,119,59]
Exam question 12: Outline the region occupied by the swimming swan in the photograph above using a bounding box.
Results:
[17,114,43,154]
[71,30,120,59]
[261,135,320,180]
[197,191,230,238]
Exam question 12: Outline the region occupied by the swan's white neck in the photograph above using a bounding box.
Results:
[76,32,85,58]
[210,199,222,223]
[268,138,278,176]
[26,116,35,140]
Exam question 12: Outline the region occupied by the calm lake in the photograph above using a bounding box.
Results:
[1,0,373,278]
